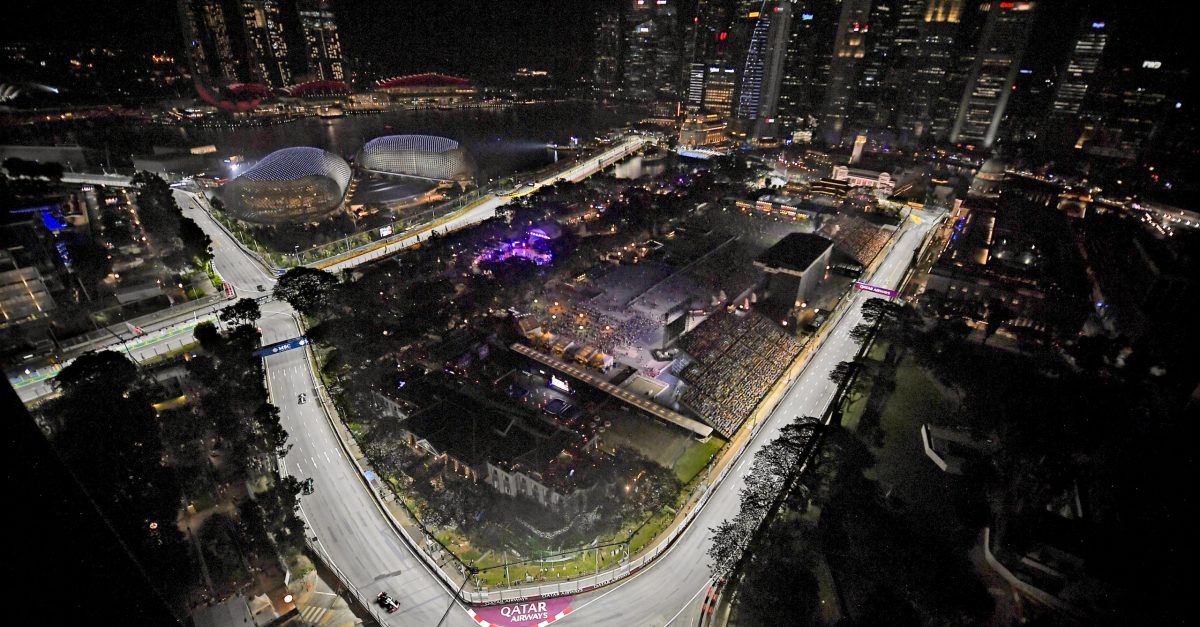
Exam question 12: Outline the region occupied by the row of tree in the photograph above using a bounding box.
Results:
[130,171,212,270]
[707,415,821,579]
[45,350,198,614]
[40,295,307,611]
[2,156,64,180]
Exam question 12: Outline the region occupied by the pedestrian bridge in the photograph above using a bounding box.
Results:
[511,343,714,438]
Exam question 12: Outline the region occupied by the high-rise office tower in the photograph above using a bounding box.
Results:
[949,1,1037,147]
[848,0,897,133]
[730,2,794,139]
[593,2,625,99]
[736,8,772,121]
[624,11,657,101]
[895,0,966,143]
[686,62,707,107]
[179,0,245,84]
[693,0,733,64]
[239,0,292,89]
[622,0,682,103]
[754,2,794,139]
[818,0,873,144]
[297,0,345,82]
[1050,18,1108,115]
[1076,58,1183,160]
[702,65,738,116]
[776,1,838,139]
[653,1,682,101]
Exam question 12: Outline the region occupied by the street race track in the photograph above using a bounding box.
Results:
[183,189,477,626]
[556,217,937,627]
[28,151,938,627]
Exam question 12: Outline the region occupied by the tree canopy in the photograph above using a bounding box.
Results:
[219,297,262,326]
[273,266,339,316]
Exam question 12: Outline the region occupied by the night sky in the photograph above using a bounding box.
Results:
[3,0,598,81]
[2,0,1192,81]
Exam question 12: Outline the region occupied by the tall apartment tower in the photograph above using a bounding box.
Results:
[297,0,345,81]
[949,1,1038,147]
[1050,18,1108,115]
[180,0,345,92]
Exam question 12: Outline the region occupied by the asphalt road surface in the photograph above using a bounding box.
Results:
[184,192,477,626]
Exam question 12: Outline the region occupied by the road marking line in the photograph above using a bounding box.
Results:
[665,579,714,626]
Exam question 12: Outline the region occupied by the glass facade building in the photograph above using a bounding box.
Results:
[222,147,351,224]
[358,135,476,184]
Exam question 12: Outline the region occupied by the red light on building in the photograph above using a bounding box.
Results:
[718,31,728,41]
[999,2,1015,7]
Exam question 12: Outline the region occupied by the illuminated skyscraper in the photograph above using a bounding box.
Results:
[239,0,292,89]
[623,0,681,103]
[949,1,1038,147]
[1076,58,1184,160]
[1050,18,1108,115]
[818,0,873,143]
[592,2,625,99]
[180,0,346,92]
[736,9,772,121]
[686,62,707,107]
[895,0,966,142]
[776,1,838,139]
[179,0,245,84]
[297,0,345,81]
[753,2,794,139]
[703,65,738,117]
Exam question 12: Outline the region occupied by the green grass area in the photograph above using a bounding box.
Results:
[839,387,870,433]
[629,510,672,554]
[838,339,891,433]
[141,341,199,368]
[865,357,958,506]
[673,436,726,483]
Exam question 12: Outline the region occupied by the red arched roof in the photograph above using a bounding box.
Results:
[227,83,272,97]
[194,80,270,111]
[285,80,350,97]
[375,73,472,89]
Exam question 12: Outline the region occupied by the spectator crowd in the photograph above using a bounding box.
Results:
[676,311,805,437]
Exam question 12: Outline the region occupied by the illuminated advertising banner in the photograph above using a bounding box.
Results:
[252,336,309,357]
[471,597,574,627]
[853,281,897,299]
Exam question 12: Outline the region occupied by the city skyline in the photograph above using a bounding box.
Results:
[3,2,1195,626]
